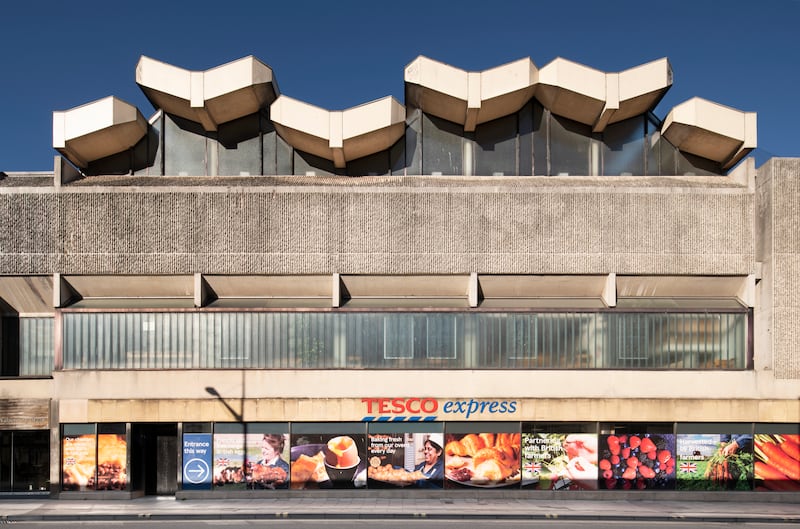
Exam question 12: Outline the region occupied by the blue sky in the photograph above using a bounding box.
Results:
[1,0,797,171]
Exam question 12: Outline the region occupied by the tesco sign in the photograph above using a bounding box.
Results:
[361,398,518,421]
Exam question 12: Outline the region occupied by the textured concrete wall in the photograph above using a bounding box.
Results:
[758,158,800,379]
[0,177,754,276]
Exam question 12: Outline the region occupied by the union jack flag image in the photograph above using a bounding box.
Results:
[215,458,230,467]
[679,462,697,473]
[524,461,542,474]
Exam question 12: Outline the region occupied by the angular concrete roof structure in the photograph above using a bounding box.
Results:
[135,55,279,131]
[52,96,148,169]
[535,57,672,132]
[50,54,756,174]
[404,56,538,132]
[661,97,757,170]
[270,95,406,168]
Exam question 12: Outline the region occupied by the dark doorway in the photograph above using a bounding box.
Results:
[130,423,177,495]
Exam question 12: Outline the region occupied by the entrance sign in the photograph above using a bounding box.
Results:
[182,434,212,489]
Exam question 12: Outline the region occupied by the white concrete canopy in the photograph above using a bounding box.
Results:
[270,96,406,168]
[135,55,279,132]
[404,56,538,132]
[661,97,757,170]
[536,57,672,132]
[52,96,148,169]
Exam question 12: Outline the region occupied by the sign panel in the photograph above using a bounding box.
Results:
[0,399,49,430]
[360,398,518,422]
[182,433,212,490]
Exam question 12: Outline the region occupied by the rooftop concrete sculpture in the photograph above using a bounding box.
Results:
[404,56,538,132]
[135,55,279,132]
[533,57,672,132]
[51,54,755,173]
[52,96,148,169]
[661,97,757,170]
[270,95,406,168]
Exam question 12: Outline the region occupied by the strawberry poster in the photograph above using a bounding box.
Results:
[598,434,675,490]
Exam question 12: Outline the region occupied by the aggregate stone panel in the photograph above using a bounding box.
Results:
[0,184,754,276]
[771,159,800,253]
[772,309,800,379]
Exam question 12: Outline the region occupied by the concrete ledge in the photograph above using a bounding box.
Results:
[58,490,144,500]
[175,489,800,503]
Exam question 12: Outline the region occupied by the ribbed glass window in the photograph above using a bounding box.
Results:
[19,318,54,376]
[60,310,748,371]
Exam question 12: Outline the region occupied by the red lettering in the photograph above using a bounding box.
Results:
[363,397,440,415]
[421,398,438,413]
[361,398,378,413]
[406,398,420,413]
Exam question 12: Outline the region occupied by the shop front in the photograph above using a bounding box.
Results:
[0,399,50,494]
[56,397,800,497]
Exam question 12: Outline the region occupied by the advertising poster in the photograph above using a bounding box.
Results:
[96,434,127,491]
[521,433,598,490]
[245,433,290,489]
[676,434,752,491]
[212,433,247,489]
[598,434,676,490]
[290,431,367,489]
[753,434,800,492]
[62,434,96,491]
[182,433,212,490]
[443,432,521,488]
[367,433,444,488]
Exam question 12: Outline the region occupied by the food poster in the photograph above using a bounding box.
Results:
[96,434,127,491]
[598,434,676,490]
[521,433,598,490]
[367,433,443,488]
[753,433,800,492]
[244,433,290,489]
[444,431,521,488]
[676,434,752,491]
[290,431,367,489]
[212,433,247,489]
[62,434,96,491]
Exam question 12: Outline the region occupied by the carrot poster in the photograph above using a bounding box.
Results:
[676,434,752,491]
[754,434,800,492]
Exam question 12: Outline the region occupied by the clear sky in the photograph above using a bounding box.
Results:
[1,0,797,171]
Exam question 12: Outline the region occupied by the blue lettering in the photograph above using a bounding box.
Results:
[508,401,517,413]
[443,401,454,413]
[466,400,480,419]
[488,401,499,412]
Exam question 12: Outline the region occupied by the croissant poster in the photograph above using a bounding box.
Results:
[443,432,521,488]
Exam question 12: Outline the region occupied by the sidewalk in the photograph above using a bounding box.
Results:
[1,495,800,523]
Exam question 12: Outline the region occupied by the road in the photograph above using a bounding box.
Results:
[8,520,800,529]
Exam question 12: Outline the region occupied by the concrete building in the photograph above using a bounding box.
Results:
[0,53,797,497]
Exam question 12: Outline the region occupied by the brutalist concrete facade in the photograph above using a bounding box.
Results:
[1,175,753,276]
